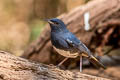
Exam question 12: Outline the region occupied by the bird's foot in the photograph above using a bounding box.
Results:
[56,65,61,68]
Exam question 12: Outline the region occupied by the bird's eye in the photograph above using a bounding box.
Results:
[54,22,59,25]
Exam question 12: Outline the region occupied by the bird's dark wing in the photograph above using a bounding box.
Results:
[64,32,91,56]
[64,33,106,69]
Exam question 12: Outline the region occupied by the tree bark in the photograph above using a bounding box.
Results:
[0,51,109,80]
[22,0,120,64]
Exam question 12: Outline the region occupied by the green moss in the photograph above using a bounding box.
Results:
[29,19,46,41]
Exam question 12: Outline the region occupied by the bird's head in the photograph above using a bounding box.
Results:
[46,18,67,32]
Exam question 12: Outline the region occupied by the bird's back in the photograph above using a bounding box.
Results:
[51,30,92,56]
[51,31,80,58]
[51,31,72,50]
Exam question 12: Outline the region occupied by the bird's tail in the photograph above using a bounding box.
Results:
[88,55,106,69]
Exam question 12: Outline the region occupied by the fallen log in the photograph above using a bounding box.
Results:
[22,0,120,65]
[0,51,109,80]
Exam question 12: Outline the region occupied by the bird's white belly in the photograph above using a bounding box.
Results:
[53,46,79,58]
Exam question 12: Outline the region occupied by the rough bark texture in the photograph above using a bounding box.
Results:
[22,0,120,64]
[0,51,109,80]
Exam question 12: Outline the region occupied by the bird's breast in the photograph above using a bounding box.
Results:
[53,46,79,58]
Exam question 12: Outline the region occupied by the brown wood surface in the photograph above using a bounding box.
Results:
[0,51,110,80]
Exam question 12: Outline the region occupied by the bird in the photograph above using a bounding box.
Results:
[46,18,106,72]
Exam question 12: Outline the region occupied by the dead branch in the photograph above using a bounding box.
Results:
[0,51,109,80]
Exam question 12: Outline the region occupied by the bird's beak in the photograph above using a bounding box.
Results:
[45,19,54,24]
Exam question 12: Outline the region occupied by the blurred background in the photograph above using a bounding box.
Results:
[0,0,120,79]
[0,0,89,56]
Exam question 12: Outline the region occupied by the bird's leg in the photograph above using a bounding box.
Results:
[80,55,82,72]
[57,57,68,67]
